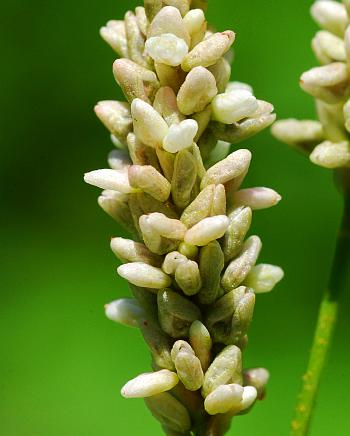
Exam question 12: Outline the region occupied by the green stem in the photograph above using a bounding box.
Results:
[290,181,350,436]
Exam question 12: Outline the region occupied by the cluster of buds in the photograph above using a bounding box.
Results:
[85,0,284,434]
[272,0,350,169]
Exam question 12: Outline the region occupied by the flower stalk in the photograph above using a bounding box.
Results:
[87,1,283,434]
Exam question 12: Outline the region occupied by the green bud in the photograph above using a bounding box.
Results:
[189,321,212,372]
[175,260,202,296]
[244,264,284,293]
[171,150,198,209]
[178,242,199,260]
[229,291,255,344]
[223,206,252,262]
[202,345,242,398]
[198,241,224,305]
[157,289,202,338]
[181,185,215,228]
[171,340,204,391]
[156,147,176,181]
[129,165,171,202]
[118,262,172,288]
[135,7,148,36]
[204,383,243,415]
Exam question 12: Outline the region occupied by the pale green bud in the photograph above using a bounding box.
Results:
[110,237,162,266]
[131,98,169,148]
[189,19,207,50]
[144,212,187,240]
[121,369,179,398]
[212,184,227,216]
[84,169,136,194]
[145,392,191,433]
[189,321,212,372]
[201,149,252,189]
[163,119,199,153]
[240,386,258,411]
[144,0,163,21]
[146,34,189,66]
[202,345,242,398]
[192,105,212,142]
[155,62,186,93]
[162,251,187,274]
[204,384,244,415]
[153,87,185,126]
[94,101,133,144]
[177,66,218,115]
[226,81,253,94]
[271,119,325,152]
[175,259,202,296]
[100,20,128,57]
[157,289,202,338]
[212,90,259,125]
[124,11,151,69]
[171,340,204,391]
[230,292,255,344]
[232,187,282,210]
[171,150,198,209]
[181,31,235,72]
[129,165,171,202]
[316,100,347,142]
[108,149,131,170]
[163,0,191,17]
[198,241,225,304]
[148,6,190,46]
[344,98,350,132]
[181,184,215,228]
[205,140,231,168]
[184,215,230,246]
[136,192,179,219]
[118,262,172,288]
[105,298,145,328]
[244,264,284,293]
[222,236,262,291]
[208,58,232,93]
[139,214,178,255]
[135,7,149,36]
[178,242,199,259]
[156,148,176,182]
[300,62,350,103]
[191,143,207,179]
[211,112,276,144]
[223,206,252,262]
[98,190,136,236]
[244,368,270,398]
[311,0,348,37]
[183,9,205,35]
[312,30,346,64]
[113,59,159,103]
[310,140,350,168]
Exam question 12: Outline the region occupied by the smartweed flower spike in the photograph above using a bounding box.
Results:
[272,0,350,169]
[86,1,283,434]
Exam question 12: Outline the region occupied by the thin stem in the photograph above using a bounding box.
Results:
[290,184,350,436]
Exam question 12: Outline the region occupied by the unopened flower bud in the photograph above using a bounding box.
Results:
[144,392,191,433]
[118,262,172,288]
[312,30,346,64]
[223,206,252,261]
[145,213,187,240]
[171,340,204,391]
[153,87,185,126]
[244,264,284,293]
[230,292,255,344]
[222,236,262,291]
[146,34,189,66]
[244,368,270,398]
[177,66,218,115]
[108,149,131,170]
[94,101,133,144]
[183,9,205,35]
[131,98,169,147]
[184,215,230,246]
[226,81,253,94]
[310,140,350,168]
[100,20,128,57]
[212,90,259,124]
[192,105,212,141]
[201,149,252,188]
[98,190,136,235]
[121,369,179,398]
[105,298,145,327]
[207,58,232,93]
[240,386,258,411]
[135,6,148,36]
[311,0,348,37]
[128,165,171,202]
[189,321,212,372]
[157,289,202,338]
[204,384,244,415]
[163,119,199,153]
[84,169,136,194]
[124,11,151,68]
[171,150,198,209]
[175,259,202,296]
[300,62,350,103]
[202,345,242,398]
[182,31,235,71]
[155,62,186,93]
[181,184,215,228]
[162,251,187,274]
[110,237,162,266]
[198,241,225,304]
[178,242,199,259]
[148,6,190,45]
[232,187,282,210]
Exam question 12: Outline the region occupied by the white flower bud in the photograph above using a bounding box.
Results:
[244,264,284,293]
[148,6,190,45]
[163,119,199,153]
[128,165,171,202]
[145,213,187,240]
[145,34,189,67]
[184,215,230,246]
[110,237,162,266]
[118,262,172,288]
[226,81,253,94]
[183,9,205,35]
[312,30,346,64]
[162,251,187,274]
[131,98,169,148]
[84,169,136,194]
[204,384,244,415]
[310,140,350,168]
[100,20,128,57]
[271,119,325,150]
[212,90,259,124]
[121,370,179,398]
[105,298,145,327]
[240,386,258,411]
[232,187,282,210]
[311,1,348,37]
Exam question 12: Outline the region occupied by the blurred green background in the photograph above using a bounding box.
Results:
[1,0,349,434]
